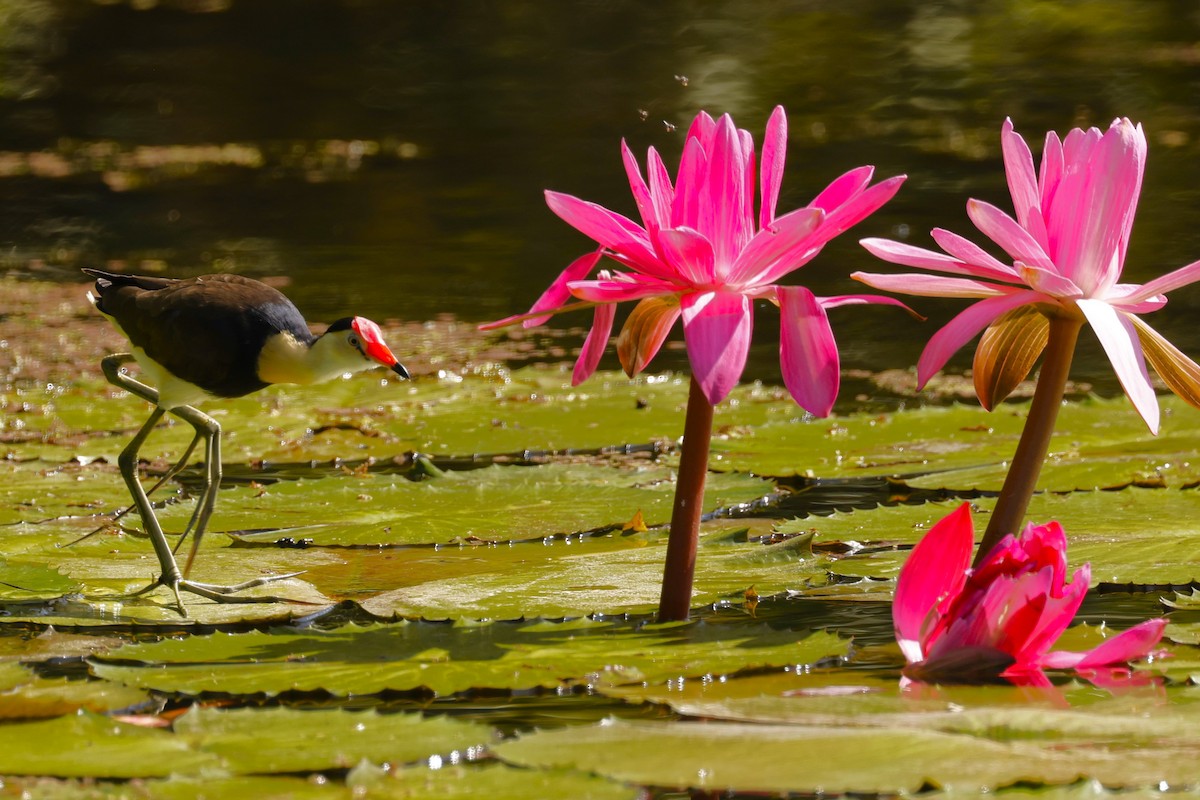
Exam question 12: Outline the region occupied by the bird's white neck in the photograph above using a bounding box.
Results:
[256,331,373,386]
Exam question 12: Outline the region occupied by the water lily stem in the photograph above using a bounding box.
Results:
[975,313,1084,566]
[658,376,714,622]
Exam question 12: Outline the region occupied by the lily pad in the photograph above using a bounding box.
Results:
[358,524,831,619]
[89,619,847,696]
[0,707,492,778]
[711,394,1200,490]
[803,490,1200,586]
[0,764,641,800]
[203,462,775,546]
[494,716,1200,794]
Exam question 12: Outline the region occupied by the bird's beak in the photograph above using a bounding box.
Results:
[391,362,411,380]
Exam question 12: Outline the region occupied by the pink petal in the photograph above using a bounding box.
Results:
[672,136,708,231]
[759,106,787,228]
[930,229,1021,281]
[930,568,1052,660]
[1001,118,1042,236]
[681,290,753,405]
[569,276,677,304]
[656,227,716,285]
[684,110,716,148]
[703,115,751,269]
[1115,257,1200,305]
[646,147,675,222]
[1046,121,1144,295]
[1041,618,1167,670]
[522,249,604,327]
[817,293,918,314]
[1077,299,1160,434]
[1038,130,1064,211]
[967,199,1055,270]
[892,503,974,664]
[1016,564,1090,664]
[1016,263,1083,298]
[799,175,906,259]
[851,271,1014,298]
[727,207,825,287]
[916,290,1045,387]
[777,286,839,417]
[545,191,673,281]
[572,300,616,385]
[860,238,1004,282]
[622,140,661,235]
[810,165,874,215]
[739,127,756,234]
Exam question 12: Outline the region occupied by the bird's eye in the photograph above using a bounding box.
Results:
[348,334,361,349]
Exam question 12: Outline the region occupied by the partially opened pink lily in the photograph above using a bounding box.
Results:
[895,503,1166,684]
[854,117,1200,434]
[487,106,908,414]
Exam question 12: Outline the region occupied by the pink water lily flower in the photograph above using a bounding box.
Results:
[854,117,1200,433]
[486,106,908,413]
[895,503,1167,683]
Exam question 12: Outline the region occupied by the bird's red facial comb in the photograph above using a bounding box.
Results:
[351,317,407,377]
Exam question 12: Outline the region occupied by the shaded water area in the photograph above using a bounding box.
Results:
[5,0,1200,387]
[3,2,1200,797]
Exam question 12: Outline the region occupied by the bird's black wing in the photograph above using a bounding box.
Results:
[99,274,313,398]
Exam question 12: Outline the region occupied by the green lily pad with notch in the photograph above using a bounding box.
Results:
[174,705,494,774]
[711,394,1200,489]
[0,763,641,800]
[358,523,830,619]
[0,459,133,527]
[0,706,491,778]
[365,762,641,800]
[89,619,847,696]
[805,490,1200,586]
[16,366,801,465]
[651,675,1194,739]
[0,775,347,799]
[493,715,1200,794]
[201,462,775,546]
[0,674,149,720]
[0,710,218,777]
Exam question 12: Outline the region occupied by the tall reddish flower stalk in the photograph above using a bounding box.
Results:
[855,118,1200,563]
[484,107,907,620]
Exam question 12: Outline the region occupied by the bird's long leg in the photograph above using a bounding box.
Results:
[115,405,187,611]
[66,432,201,548]
[100,354,302,616]
[167,403,222,575]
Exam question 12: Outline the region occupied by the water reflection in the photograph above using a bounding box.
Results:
[3,0,1200,395]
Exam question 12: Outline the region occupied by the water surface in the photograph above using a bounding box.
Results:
[4,0,1200,395]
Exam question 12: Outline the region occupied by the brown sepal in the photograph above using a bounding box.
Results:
[974,305,1049,411]
[1133,314,1200,410]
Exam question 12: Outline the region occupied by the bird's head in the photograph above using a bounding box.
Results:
[321,317,410,379]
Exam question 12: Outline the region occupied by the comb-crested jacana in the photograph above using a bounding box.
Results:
[84,268,409,614]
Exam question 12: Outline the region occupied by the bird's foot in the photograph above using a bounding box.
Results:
[125,571,309,617]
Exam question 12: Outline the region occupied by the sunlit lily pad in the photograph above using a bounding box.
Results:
[807,490,1200,586]
[493,715,1200,794]
[712,394,1200,489]
[0,764,641,800]
[0,674,149,720]
[0,707,492,778]
[202,462,774,546]
[358,524,830,619]
[89,619,847,696]
[368,763,640,800]
[13,367,798,465]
